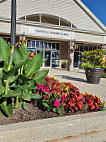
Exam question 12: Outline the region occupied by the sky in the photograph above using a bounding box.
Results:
[81,0,106,26]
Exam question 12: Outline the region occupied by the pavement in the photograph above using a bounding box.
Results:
[48,68,106,102]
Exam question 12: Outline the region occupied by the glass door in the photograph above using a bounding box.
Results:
[45,51,51,67]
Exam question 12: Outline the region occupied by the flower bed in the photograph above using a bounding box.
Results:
[32,76,105,115]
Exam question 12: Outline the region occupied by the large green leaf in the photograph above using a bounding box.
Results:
[19,80,35,91]
[2,58,29,80]
[1,92,22,98]
[33,70,49,83]
[13,47,25,64]
[21,92,42,101]
[25,52,43,77]
[0,38,11,62]
[0,104,13,116]
[19,43,28,58]
[18,75,32,84]
[0,79,4,95]
[0,68,3,78]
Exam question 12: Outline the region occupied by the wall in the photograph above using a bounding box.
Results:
[59,42,68,68]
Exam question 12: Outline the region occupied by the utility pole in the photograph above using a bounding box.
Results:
[10,0,16,45]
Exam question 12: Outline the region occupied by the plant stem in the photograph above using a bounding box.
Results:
[8,46,14,71]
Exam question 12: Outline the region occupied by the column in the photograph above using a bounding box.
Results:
[67,41,74,71]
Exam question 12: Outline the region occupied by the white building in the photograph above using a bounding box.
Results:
[0,0,106,69]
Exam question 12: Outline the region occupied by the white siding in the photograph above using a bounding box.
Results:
[0,21,11,34]
[75,32,105,44]
[0,0,105,33]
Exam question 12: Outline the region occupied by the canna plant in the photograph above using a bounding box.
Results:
[0,38,49,116]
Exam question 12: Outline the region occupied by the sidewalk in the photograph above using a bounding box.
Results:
[48,68,106,102]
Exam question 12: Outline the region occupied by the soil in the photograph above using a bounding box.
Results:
[0,104,60,125]
[0,104,99,126]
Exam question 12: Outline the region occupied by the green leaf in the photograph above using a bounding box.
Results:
[0,68,3,78]
[19,43,28,58]
[0,80,4,95]
[0,104,13,116]
[3,60,9,72]
[20,80,35,91]
[33,70,49,83]
[43,102,49,107]
[2,58,29,80]
[22,103,28,110]
[25,52,43,76]
[13,47,25,64]
[21,92,42,101]
[18,75,32,84]
[1,92,22,98]
[0,38,11,62]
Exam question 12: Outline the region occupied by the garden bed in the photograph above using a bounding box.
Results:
[0,104,59,125]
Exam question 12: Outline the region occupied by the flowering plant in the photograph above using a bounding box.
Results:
[32,76,105,115]
[81,49,105,68]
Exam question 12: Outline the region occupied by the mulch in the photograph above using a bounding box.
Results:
[0,104,60,125]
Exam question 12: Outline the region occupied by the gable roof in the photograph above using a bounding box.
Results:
[0,0,105,33]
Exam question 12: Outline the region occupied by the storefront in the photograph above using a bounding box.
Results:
[27,39,60,67]
[0,0,105,69]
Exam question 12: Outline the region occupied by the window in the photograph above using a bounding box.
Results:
[32,40,35,48]
[36,41,39,48]
[27,40,31,48]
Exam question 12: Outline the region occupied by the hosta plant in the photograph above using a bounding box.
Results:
[0,38,48,116]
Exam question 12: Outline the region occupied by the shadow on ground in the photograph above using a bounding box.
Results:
[55,75,86,83]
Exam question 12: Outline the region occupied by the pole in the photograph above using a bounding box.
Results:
[10,0,16,45]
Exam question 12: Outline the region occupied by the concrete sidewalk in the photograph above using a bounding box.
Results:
[48,68,106,102]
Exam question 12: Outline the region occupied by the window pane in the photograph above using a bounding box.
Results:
[40,41,43,49]
[36,41,39,48]
[52,43,55,50]
[27,40,31,48]
[48,43,51,49]
[79,45,83,52]
[44,42,47,49]
[27,48,36,53]
[32,40,35,48]
[84,46,88,51]
[89,46,92,51]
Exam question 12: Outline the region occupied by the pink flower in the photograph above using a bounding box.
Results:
[37,91,39,94]
[30,102,34,106]
[46,88,50,93]
[41,89,45,93]
[54,99,60,107]
[62,95,65,101]
[44,95,48,98]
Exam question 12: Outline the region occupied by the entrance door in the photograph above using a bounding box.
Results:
[45,51,51,67]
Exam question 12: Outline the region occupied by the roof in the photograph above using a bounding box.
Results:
[74,0,106,32]
[0,0,105,33]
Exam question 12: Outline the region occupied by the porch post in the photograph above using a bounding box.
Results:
[67,41,74,71]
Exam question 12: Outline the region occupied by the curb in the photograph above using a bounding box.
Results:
[0,111,106,142]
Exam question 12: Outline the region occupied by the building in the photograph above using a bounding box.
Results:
[0,0,106,69]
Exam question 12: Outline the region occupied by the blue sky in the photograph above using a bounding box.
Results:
[81,0,106,26]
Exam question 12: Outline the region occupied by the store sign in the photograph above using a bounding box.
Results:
[26,26,74,40]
